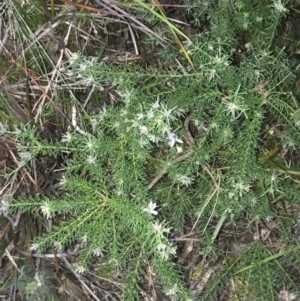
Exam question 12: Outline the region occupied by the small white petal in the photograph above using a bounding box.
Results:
[166,133,183,147]
[61,132,72,143]
[40,202,52,219]
[73,264,87,274]
[176,146,183,153]
[0,122,6,134]
[18,152,32,161]
[143,201,158,215]
[30,243,39,251]
[53,242,63,252]
[87,155,96,164]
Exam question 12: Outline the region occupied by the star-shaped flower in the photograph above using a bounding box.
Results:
[165,133,183,147]
[143,201,158,215]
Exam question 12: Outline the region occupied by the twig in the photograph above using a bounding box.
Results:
[5,249,21,272]
[16,248,83,258]
[5,212,21,229]
[190,187,217,234]
[147,171,165,190]
[128,23,139,55]
[148,113,195,189]
[33,20,73,121]
[60,255,102,301]
[71,105,90,136]
[202,164,221,192]
[0,24,10,54]
[171,237,200,242]
[147,151,193,190]
[93,0,153,36]
[5,143,36,186]
[183,113,195,146]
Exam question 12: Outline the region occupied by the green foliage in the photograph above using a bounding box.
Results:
[2,0,300,300]
[18,262,54,301]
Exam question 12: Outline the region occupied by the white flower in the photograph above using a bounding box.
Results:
[87,155,96,164]
[61,132,72,143]
[165,284,178,296]
[174,174,193,186]
[243,20,249,30]
[73,264,86,274]
[214,54,223,64]
[82,76,94,85]
[41,202,52,219]
[251,198,258,206]
[61,69,73,78]
[108,258,119,267]
[93,248,104,257]
[225,102,237,118]
[211,122,218,129]
[113,121,120,128]
[139,126,148,135]
[58,175,67,186]
[165,133,183,147]
[131,120,139,128]
[228,192,235,199]
[155,116,164,126]
[270,173,279,183]
[152,221,171,238]
[259,50,271,58]
[116,189,124,196]
[68,51,80,64]
[152,98,160,109]
[0,200,10,212]
[34,273,43,286]
[148,134,159,143]
[147,110,154,119]
[233,182,251,197]
[90,118,98,130]
[162,126,171,134]
[273,0,288,13]
[13,127,21,135]
[18,152,32,161]
[176,145,183,153]
[120,109,127,116]
[278,289,297,301]
[80,234,88,246]
[79,62,87,72]
[118,89,133,104]
[54,242,63,252]
[224,100,249,119]
[161,105,174,119]
[153,222,164,237]
[225,208,233,214]
[0,122,6,134]
[157,243,176,260]
[136,113,144,120]
[157,243,168,252]
[265,216,273,222]
[30,243,39,251]
[98,108,107,121]
[143,201,158,215]
[139,138,149,148]
[209,69,217,81]
[236,182,250,192]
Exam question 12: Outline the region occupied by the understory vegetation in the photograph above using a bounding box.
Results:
[1,0,300,300]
